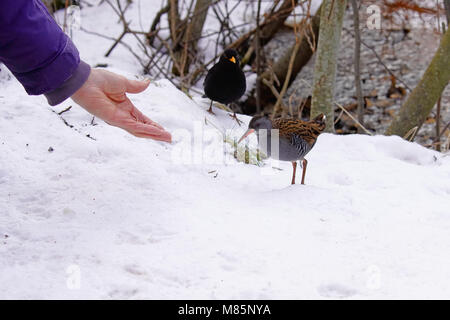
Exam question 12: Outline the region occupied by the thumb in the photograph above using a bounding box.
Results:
[126,78,150,94]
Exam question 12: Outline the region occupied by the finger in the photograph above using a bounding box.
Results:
[145,119,165,131]
[127,122,172,143]
[133,131,172,143]
[142,115,165,130]
[131,107,165,130]
[126,78,150,94]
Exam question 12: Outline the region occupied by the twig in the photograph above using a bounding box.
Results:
[154,34,183,79]
[229,4,302,50]
[334,101,373,136]
[63,0,70,33]
[147,2,170,45]
[51,109,96,140]
[189,21,253,43]
[344,26,412,92]
[80,26,116,41]
[262,78,281,99]
[435,13,447,151]
[255,0,263,113]
[271,43,300,118]
[297,96,309,119]
[81,25,149,69]
[105,29,127,57]
[350,0,365,133]
[117,0,132,24]
[58,105,72,115]
[435,94,442,152]
[438,121,450,139]
[403,126,418,142]
[334,109,344,124]
[353,29,412,92]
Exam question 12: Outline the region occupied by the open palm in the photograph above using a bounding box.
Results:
[71,69,171,142]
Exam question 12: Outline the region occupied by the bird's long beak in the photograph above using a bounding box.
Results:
[229,56,236,64]
[237,129,255,144]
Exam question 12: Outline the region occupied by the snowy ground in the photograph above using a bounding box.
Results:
[1,1,450,299]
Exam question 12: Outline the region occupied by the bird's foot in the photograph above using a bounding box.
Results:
[207,107,216,115]
[229,113,243,126]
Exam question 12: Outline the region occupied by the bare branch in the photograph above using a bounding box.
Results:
[350,0,365,133]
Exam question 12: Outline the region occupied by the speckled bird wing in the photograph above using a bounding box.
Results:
[272,118,323,146]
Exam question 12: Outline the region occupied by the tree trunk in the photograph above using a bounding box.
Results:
[385,28,450,138]
[172,0,212,76]
[310,0,347,132]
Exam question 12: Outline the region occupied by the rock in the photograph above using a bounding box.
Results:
[268,3,449,147]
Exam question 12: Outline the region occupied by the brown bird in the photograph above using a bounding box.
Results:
[238,114,326,185]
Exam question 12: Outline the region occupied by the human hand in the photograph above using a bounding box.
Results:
[71,69,171,142]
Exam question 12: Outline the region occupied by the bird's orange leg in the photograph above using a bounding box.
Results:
[229,112,243,126]
[291,161,297,185]
[227,103,243,126]
[207,101,215,115]
[301,159,308,185]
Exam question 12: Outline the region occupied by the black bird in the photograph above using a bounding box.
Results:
[238,114,326,185]
[203,49,246,123]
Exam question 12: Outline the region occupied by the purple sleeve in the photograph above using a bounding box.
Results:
[0,0,90,105]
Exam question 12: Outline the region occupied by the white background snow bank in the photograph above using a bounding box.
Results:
[1,0,450,299]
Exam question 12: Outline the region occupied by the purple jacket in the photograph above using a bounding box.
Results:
[0,0,90,105]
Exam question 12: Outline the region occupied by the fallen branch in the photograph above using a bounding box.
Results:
[57,105,72,115]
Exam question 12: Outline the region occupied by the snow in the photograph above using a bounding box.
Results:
[1,0,450,300]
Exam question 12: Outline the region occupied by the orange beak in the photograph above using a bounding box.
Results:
[237,129,255,144]
[228,56,236,64]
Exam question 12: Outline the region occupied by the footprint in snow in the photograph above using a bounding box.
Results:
[328,172,353,186]
[124,264,148,277]
[217,251,239,272]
